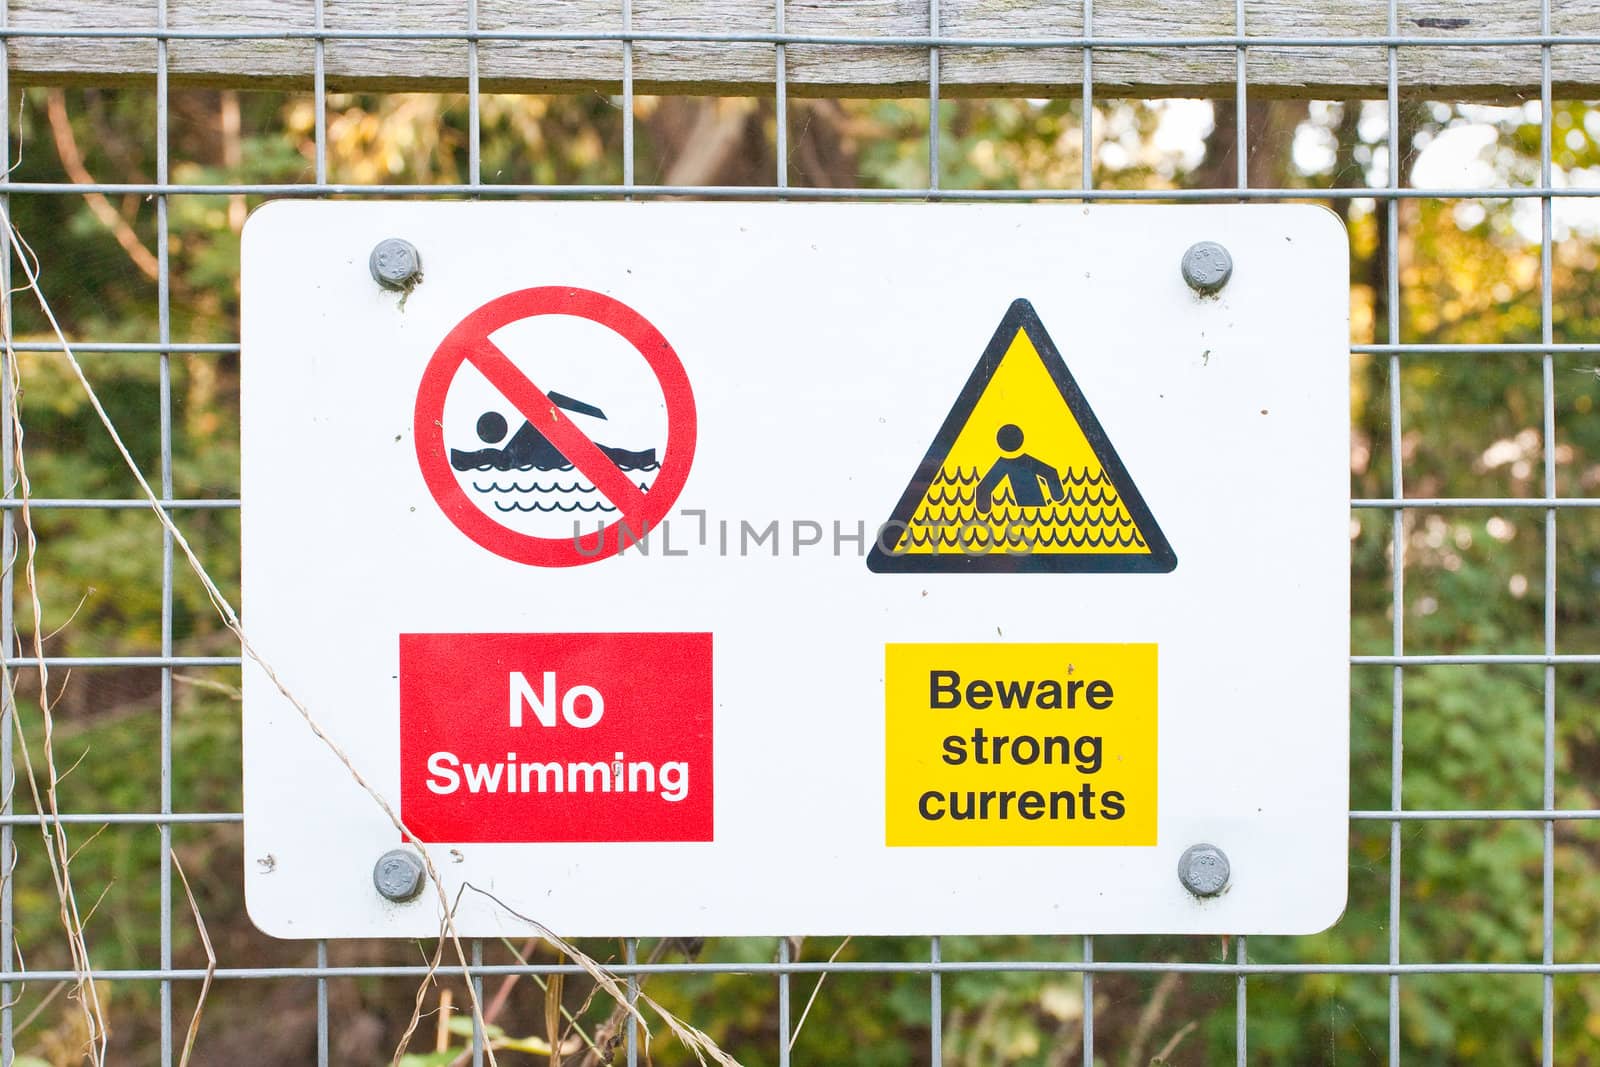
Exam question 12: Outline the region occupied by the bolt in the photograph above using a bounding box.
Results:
[373,848,427,903]
[1180,241,1233,295]
[369,237,422,290]
[1177,843,1231,898]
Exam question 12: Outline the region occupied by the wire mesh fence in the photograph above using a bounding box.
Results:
[0,1,1598,1064]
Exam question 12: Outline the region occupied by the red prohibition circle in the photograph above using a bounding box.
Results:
[414,287,697,567]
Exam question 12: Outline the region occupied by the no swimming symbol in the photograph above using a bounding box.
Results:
[413,287,698,567]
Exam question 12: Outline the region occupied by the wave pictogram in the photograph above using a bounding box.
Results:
[900,464,1147,554]
[472,479,603,494]
[492,499,619,514]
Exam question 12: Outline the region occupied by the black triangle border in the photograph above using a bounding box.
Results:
[866,298,1178,574]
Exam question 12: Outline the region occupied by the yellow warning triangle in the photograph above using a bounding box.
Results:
[868,299,1177,574]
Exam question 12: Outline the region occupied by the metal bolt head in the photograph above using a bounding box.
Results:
[1177,843,1231,898]
[373,848,427,902]
[1180,240,1233,295]
[369,237,422,290]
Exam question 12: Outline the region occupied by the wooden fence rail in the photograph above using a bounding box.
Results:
[10,0,1600,98]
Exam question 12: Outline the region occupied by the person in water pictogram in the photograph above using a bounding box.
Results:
[975,423,1066,513]
[449,391,658,473]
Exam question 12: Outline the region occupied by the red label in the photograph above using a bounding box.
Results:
[399,633,713,843]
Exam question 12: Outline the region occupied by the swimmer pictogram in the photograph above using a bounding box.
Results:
[867,299,1176,573]
[449,394,661,516]
[450,395,658,477]
[414,287,697,567]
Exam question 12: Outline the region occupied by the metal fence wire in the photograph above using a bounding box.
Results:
[0,0,1598,1064]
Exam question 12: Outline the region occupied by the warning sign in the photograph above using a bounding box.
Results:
[243,202,1353,938]
[413,287,697,567]
[868,299,1176,573]
[398,632,714,843]
[885,643,1157,847]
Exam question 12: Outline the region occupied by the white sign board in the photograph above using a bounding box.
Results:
[241,202,1350,938]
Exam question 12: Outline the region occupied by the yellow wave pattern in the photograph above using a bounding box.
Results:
[900,466,1150,555]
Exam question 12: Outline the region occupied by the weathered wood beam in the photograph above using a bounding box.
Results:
[9,0,1600,99]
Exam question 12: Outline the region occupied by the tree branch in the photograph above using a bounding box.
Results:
[44,89,161,281]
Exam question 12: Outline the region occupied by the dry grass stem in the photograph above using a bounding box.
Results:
[392,918,450,1064]
[464,885,743,1067]
[172,849,216,1067]
[788,937,852,1053]
[13,980,67,1037]
[546,962,565,1067]
[2,267,109,1064]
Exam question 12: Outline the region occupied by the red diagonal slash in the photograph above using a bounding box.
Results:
[461,335,650,520]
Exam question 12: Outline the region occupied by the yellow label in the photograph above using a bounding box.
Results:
[885,643,1158,847]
